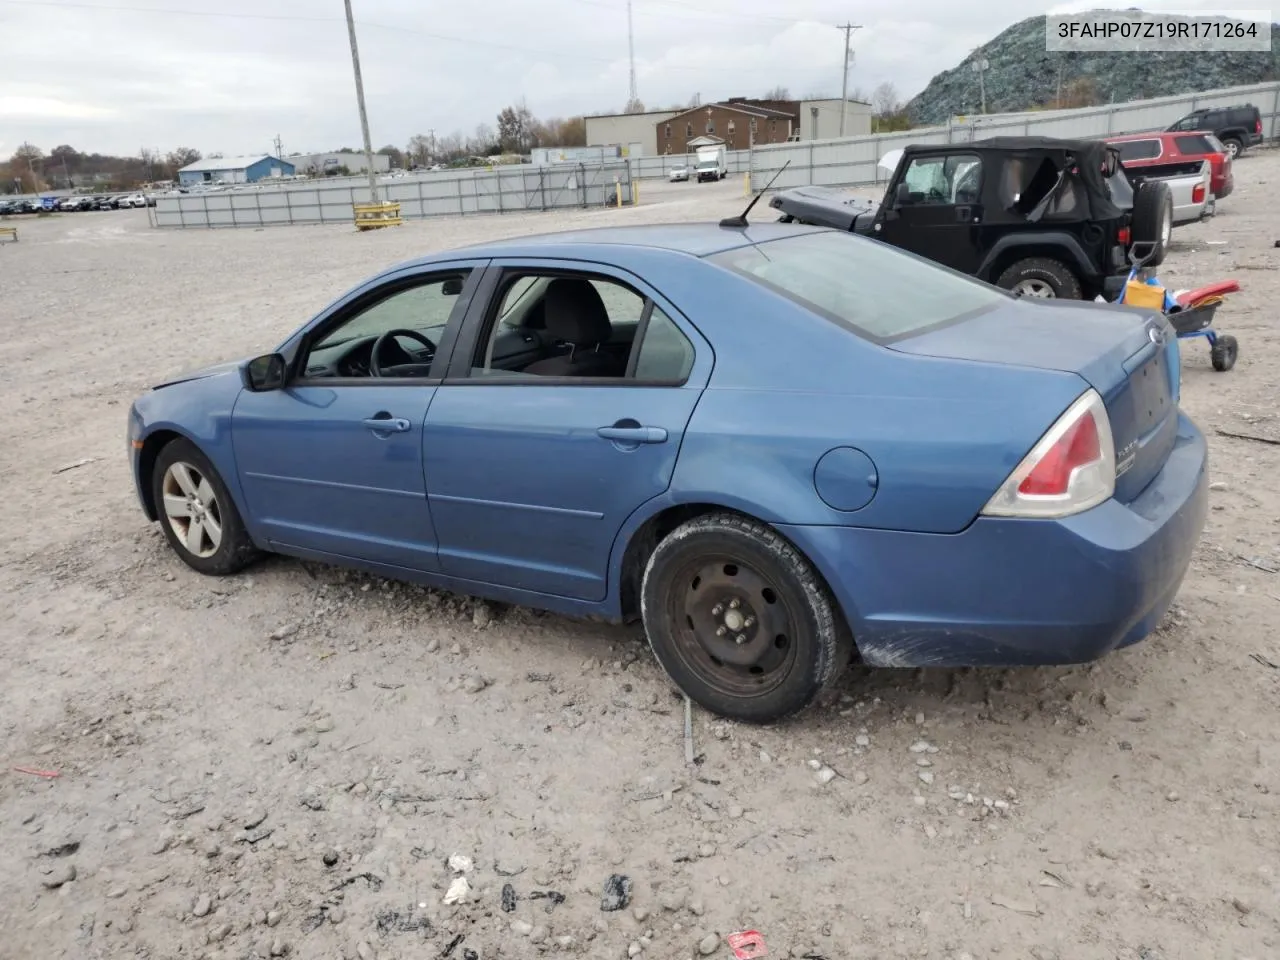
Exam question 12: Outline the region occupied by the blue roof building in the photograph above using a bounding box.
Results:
[177,155,296,186]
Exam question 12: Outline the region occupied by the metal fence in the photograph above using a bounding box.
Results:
[153,160,635,229]
[750,80,1280,191]
[628,151,752,181]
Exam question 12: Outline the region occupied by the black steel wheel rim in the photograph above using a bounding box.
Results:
[664,554,800,699]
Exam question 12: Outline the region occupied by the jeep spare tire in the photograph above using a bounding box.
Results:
[996,258,1083,299]
[1131,180,1173,267]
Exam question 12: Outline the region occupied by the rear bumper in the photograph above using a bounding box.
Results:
[779,412,1208,667]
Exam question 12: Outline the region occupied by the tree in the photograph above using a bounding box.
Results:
[871,82,901,117]
[763,86,791,100]
[496,100,537,153]
[167,147,201,170]
[1056,76,1101,109]
[377,144,405,169]
[406,135,432,167]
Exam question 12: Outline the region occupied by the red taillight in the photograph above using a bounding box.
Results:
[1017,412,1102,496]
[1257,119,1263,134]
[1117,226,1131,245]
[1192,183,1206,204]
[982,390,1116,519]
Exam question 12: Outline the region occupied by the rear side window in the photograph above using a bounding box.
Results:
[1115,139,1161,161]
[1175,134,1217,155]
[708,231,1007,342]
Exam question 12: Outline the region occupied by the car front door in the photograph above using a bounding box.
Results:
[874,152,985,275]
[230,263,485,572]
[422,259,711,601]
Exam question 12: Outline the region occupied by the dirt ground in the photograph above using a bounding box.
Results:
[1,161,1278,960]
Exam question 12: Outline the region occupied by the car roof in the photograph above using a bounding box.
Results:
[437,221,833,260]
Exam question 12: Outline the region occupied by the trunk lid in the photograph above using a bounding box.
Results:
[889,298,1179,504]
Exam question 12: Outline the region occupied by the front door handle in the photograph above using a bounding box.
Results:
[597,425,667,444]
[362,415,411,433]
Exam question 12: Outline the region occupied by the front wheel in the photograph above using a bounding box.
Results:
[152,437,259,576]
[997,257,1083,299]
[1211,334,1238,372]
[640,513,854,723]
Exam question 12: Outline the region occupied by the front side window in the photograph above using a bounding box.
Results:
[304,272,468,378]
[470,271,694,383]
[900,154,981,204]
[708,231,1006,342]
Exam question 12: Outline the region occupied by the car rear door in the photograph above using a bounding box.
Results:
[421,259,713,601]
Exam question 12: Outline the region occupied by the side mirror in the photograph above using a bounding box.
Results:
[895,182,913,206]
[243,353,286,392]
[442,277,464,296]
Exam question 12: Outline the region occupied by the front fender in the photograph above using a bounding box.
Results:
[131,374,250,533]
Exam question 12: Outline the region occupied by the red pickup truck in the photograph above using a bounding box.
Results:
[1105,130,1233,199]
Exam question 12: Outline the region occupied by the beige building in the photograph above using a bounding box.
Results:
[584,109,681,157]
[797,98,873,140]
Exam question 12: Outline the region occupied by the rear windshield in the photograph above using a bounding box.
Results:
[707,231,1007,342]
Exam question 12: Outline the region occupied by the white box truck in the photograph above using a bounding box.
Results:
[694,145,727,182]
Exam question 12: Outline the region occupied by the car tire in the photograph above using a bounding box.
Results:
[1210,334,1238,372]
[640,512,854,724]
[1131,180,1173,267]
[1222,136,1243,159]
[997,258,1083,299]
[152,437,259,576]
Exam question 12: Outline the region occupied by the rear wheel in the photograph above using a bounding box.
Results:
[1211,334,1238,372]
[152,438,259,576]
[640,512,854,724]
[1131,180,1173,266]
[997,257,1083,299]
[1222,136,1243,159]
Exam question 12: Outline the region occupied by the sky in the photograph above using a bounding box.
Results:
[0,0,1251,159]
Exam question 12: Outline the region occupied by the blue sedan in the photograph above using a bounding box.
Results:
[127,222,1208,723]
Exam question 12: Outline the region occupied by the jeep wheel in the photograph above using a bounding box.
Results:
[1221,136,1243,159]
[997,258,1083,299]
[1131,180,1173,267]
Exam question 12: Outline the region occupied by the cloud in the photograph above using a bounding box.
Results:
[0,0,1240,157]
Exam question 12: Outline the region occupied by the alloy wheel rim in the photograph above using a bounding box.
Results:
[1013,278,1055,298]
[668,556,798,698]
[162,461,223,558]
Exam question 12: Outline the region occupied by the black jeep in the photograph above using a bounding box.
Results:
[769,136,1172,301]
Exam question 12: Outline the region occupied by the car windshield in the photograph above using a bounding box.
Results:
[708,231,1007,342]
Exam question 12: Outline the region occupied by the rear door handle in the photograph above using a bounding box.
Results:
[597,425,668,444]
[362,416,411,433]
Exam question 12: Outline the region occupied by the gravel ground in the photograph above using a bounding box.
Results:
[1,161,1278,960]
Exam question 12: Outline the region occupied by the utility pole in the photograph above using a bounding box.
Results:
[626,0,639,111]
[836,23,862,138]
[273,134,284,158]
[428,129,435,163]
[343,0,379,204]
[971,55,990,114]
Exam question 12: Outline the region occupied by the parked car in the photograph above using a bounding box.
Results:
[127,221,1207,722]
[120,193,146,208]
[770,136,1173,300]
[1166,103,1263,158]
[668,165,690,182]
[1106,130,1232,200]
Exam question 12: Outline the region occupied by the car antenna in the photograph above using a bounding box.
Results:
[719,160,791,229]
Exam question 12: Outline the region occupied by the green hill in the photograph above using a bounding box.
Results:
[905,14,1280,126]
